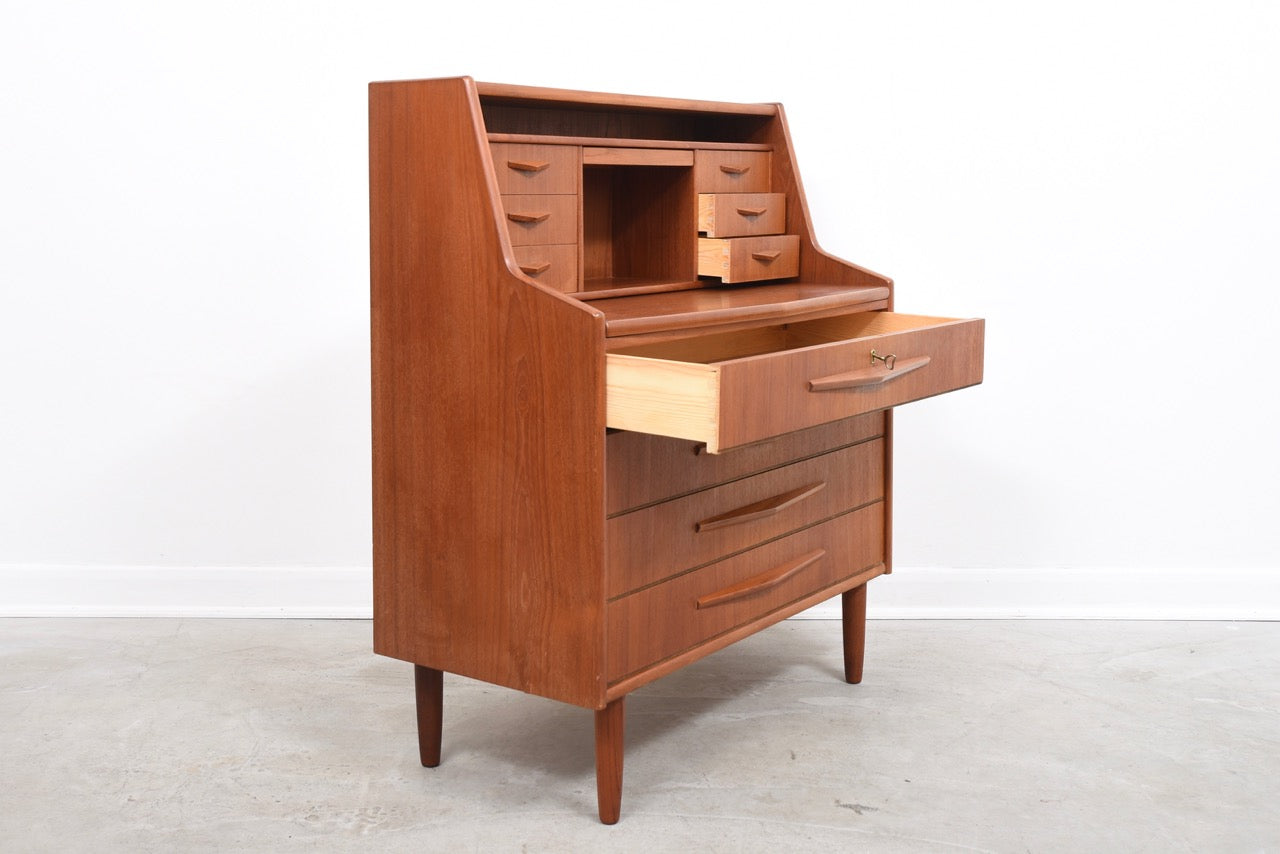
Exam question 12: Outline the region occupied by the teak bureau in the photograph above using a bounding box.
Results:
[369,77,984,823]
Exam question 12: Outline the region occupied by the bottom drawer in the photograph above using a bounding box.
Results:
[513,244,577,293]
[697,235,800,283]
[606,504,885,682]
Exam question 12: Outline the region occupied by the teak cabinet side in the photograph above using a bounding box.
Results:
[370,79,607,709]
[370,76,985,823]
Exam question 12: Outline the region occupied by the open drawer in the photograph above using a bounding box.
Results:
[606,312,984,453]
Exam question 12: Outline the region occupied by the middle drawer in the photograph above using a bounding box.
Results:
[499,194,577,246]
[607,438,884,597]
[697,193,787,238]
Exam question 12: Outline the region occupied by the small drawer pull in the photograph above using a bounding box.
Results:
[696,549,826,609]
[507,159,550,173]
[719,164,751,175]
[696,482,826,533]
[751,250,782,262]
[736,206,767,217]
[507,211,551,224]
[519,261,552,275]
[808,355,931,391]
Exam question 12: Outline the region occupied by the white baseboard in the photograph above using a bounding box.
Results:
[796,566,1280,621]
[1,565,1276,620]
[0,565,371,618]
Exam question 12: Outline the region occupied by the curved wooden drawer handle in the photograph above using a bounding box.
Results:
[507,159,550,173]
[507,211,551,224]
[519,261,552,275]
[719,164,751,175]
[696,481,826,533]
[751,250,782,262]
[737,206,767,217]
[808,355,931,391]
[696,549,826,609]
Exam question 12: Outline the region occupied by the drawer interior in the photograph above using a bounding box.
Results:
[612,312,956,364]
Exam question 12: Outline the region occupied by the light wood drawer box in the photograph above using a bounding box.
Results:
[605,412,885,516]
[698,235,800,283]
[513,244,578,293]
[694,150,772,193]
[698,193,786,238]
[490,143,579,195]
[500,194,577,246]
[606,312,985,453]
[606,505,885,681]
[607,439,884,597]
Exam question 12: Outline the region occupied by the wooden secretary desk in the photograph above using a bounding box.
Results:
[369,77,984,823]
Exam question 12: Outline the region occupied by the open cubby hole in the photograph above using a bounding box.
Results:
[582,165,696,293]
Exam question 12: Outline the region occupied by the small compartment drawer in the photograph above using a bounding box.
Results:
[607,506,885,681]
[698,235,800,283]
[606,412,885,516]
[607,439,884,597]
[490,143,579,195]
[513,244,578,293]
[694,150,772,193]
[606,312,985,453]
[500,194,577,246]
[698,193,786,238]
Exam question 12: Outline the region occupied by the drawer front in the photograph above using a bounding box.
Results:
[606,412,885,515]
[607,439,884,597]
[490,143,579,195]
[698,235,800,283]
[694,150,771,193]
[606,312,984,453]
[607,506,885,681]
[513,244,578,293]
[716,316,985,450]
[698,193,786,238]
[500,194,578,246]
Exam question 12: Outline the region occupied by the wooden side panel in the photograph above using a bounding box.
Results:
[605,355,719,444]
[370,77,606,709]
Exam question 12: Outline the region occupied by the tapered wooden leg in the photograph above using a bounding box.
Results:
[842,583,867,684]
[594,697,625,824]
[414,665,443,767]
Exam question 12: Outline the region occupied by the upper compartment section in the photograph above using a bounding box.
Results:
[476,81,777,145]
[371,77,894,343]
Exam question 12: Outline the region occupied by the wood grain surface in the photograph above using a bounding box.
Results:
[370,77,607,709]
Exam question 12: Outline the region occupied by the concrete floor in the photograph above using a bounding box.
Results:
[1,619,1276,853]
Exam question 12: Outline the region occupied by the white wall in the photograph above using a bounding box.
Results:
[3,2,1278,615]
